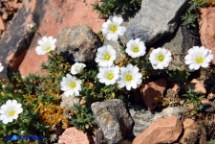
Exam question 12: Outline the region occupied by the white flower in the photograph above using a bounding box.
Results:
[95,45,117,67]
[149,48,172,70]
[97,66,120,86]
[60,74,82,97]
[118,64,142,91]
[0,100,23,124]
[185,46,213,70]
[126,38,146,58]
[101,16,126,41]
[0,63,4,72]
[71,63,86,75]
[35,36,57,55]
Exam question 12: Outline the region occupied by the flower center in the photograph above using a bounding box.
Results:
[195,56,204,64]
[8,110,16,117]
[44,44,51,52]
[103,53,111,61]
[69,81,77,89]
[106,73,114,80]
[132,46,139,53]
[109,24,118,33]
[156,54,165,62]
[125,74,133,82]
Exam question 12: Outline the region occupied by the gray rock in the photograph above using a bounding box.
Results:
[56,25,102,63]
[129,106,186,136]
[126,0,188,45]
[129,107,154,136]
[163,26,200,70]
[91,99,133,144]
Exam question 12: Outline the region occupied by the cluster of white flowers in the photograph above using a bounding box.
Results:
[33,17,214,96]
[0,100,23,124]
[60,62,87,97]
[34,36,85,97]
[95,45,143,90]
[0,63,4,72]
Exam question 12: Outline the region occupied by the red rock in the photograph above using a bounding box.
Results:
[180,118,199,144]
[58,127,90,144]
[18,49,48,76]
[199,7,215,64]
[171,84,179,93]
[132,116,183,144]
[201,99,209,104]
[0,17,5,30]
[189,79,206,94]
[208,92,215,100]
[2,12,9,20]
[19,0,104,76]
[140,79,167,112]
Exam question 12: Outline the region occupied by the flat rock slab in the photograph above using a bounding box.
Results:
[132,116,183,144]
[126,0,188,45]
[199,7,215,65]
[0,0,104,78]
[130,106,186,136]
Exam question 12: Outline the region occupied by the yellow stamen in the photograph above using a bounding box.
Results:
[109,24,118,33]
[69,82,77,89]
[44,45,51,52]
[132,46,139,53]
[9,110,15,117]
[104,53,111,61]
[156,54,165,62]
[125,74,133,82]
[106,73,114,80]
[195,56,204,64]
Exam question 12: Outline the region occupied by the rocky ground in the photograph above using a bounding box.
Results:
[0,0,215,144]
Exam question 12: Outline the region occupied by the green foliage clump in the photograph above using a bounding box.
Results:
[0,73,49,144]
[183,87,204,114]
[182,0,208,27]
[70,104,95,131]
[166,69,190,89]
[0,52,71,143]
[92,0,142,18]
